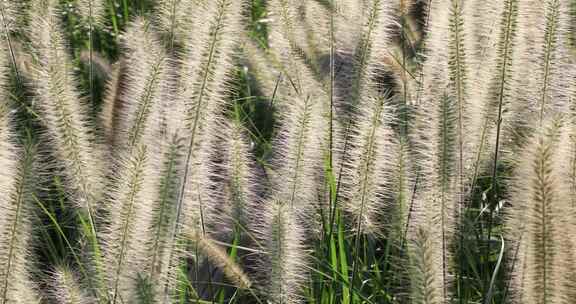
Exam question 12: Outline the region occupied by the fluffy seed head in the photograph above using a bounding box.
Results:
[49,266,93,304]
[28,0,104,212]
[76,0,107,26]
[506,116,573,304]
[0,39,39,304]
[114,18,169,149]
[160,0,246,300]
[258,201,307,304]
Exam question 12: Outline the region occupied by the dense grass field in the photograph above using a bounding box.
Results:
[0,0,575,303]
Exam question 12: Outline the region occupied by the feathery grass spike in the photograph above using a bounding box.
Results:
[507,117,572,303]
[262,201,306,304]
[333,1,397,235]
[99,62,124,146]
[188,231,252,289]
[268,0,330,218]
[271,93,325,213]
[517,0,573,125]
[146,134,183,285]
[156,0,197,49]
[103,144,158,303]
[447,0,469,192]
[462,0,504,191]
[76,0,106,127]
[385,138,413,242]
[220,120,257,232]
[0,0,17,29]
[50,266,93,304]
[100,19,176,303]
[348,0,387,105]
[77,0,106,26]
[163,0,245,300]
[409,0,465,301]
[409,227,443,304]
[343,94,396,234]
[484,0,519,187]
[29,0,103,215]
[28,1,106,299]
[342,0,398,232]
[115,18,168,149]
[569,79,576,209]
[0,43,39,304]
[0,0,21,80]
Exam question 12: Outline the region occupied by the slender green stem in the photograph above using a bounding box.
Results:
[486,0,517,295]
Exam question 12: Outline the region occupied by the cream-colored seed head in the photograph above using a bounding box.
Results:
[0,32,39,304]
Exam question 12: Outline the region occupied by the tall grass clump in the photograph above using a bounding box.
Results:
[0,0,575,303]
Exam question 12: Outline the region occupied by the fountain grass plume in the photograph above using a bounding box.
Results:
[0,136,39,304]
[0,42,39,304]
[99,18,181,303]
[0,0,18,30]
[101,143,159,303]
[174,0,246,231]
[113,17,168,149]
[160,0,246,300]
[257,201,307,304]
[186,230,252,290]
[0,0,23,80]
[567,64,576,210]
[268,0,315,67]
[468,0,519,192]
[333,0,370,54]
[50,265,93,304]
[266,0,331,221]
[28,6,105,293]
[102,53,186,301]
[99,60,125,146]
[214,119,259,236]
[266,89,326,215]
[76,0,106,27]
[463,0,506,187]
[408,226,444,304]
[339,0,399,234]
[155,0,199,49]
[407,0,471,301]
[341,93,397,234]
[508,0,574,130]
[506,116,573,304]
[382,137,414,241]
[28,0,104,213]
